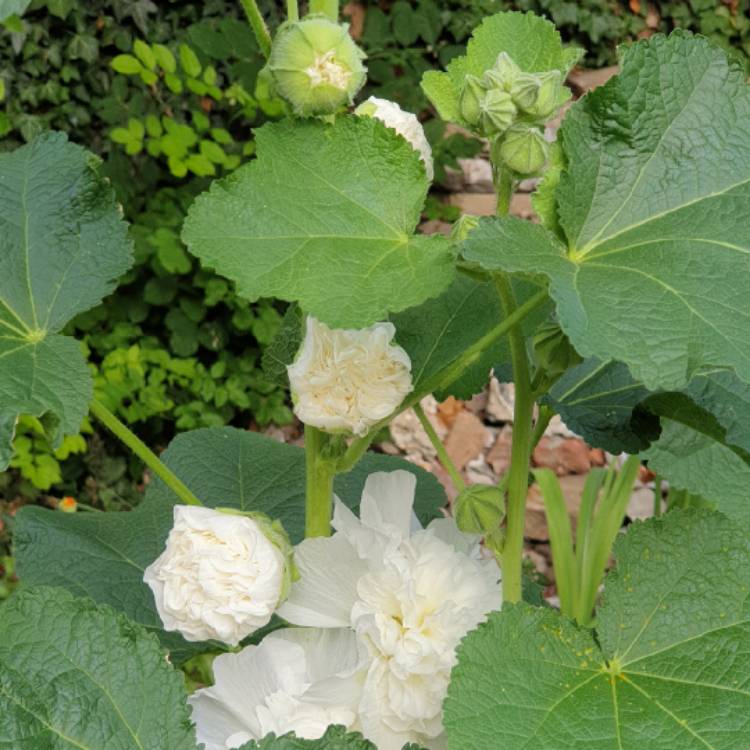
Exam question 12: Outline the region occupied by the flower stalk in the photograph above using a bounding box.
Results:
[89,399,203,508]
[305,425,336,537]
[413,402,465,492]
[239,0,272,58]
[493,274,535,603]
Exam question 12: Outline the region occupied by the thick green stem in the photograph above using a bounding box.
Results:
[494,275,535,603]
[337,289,548,473]
[310,0,338,20]
[89,399,203,507]
[495,168,515,217]
[413,402,465,492]
[286,0,299,21]
[239,0,272,58]
[304,426,335,537]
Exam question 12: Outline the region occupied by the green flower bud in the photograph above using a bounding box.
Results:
[524,70,565,120]
[482,52,521,92]
[267,17,366,116]
[459,74,485,126]
[454,484,505,535]
[510,72,541,112]
[494,125,548,175]
[478,88,516,136]
[451,213,481,242]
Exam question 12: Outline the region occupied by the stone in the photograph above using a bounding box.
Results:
[390,395,445,459]
[444,410,491,471]
[487,378,515,422]
[567,65,619,93]
[486,425,513,475]
[532,436,591,475]
[627,486,658,521]
[448,192,496,216]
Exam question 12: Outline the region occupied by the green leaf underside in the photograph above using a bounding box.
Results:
[643,420,750,524]
[0,587,196,749]
[544,359,750,520]
[393,275,550,400]
[463,33,750,390]
[182,117,454,328]
[445,510,750,749]
[238,725,376,750]
[14,427,445,659]
[422,11,581,123]
[0,132,132,467]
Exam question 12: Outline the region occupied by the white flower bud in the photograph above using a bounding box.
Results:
[356,96,434,181]
[144,506,289,646]
[288,317,413,437]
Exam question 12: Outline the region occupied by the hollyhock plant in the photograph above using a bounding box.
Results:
[278,471,501,749]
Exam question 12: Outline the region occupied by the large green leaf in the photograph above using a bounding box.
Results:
[238,726,376,750]
[444,510,750,749]
[643,420,750,524]
[422,11,581,123]
[392,275,549,399]
[0,587,196,749]
[182,117,455,328]
[462,33,750,390]
[0,132,132,468]
[14,427,445,660]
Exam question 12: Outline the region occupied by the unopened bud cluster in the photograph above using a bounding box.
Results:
[459,52,569,175]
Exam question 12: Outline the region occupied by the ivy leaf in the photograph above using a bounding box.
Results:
[14,427,445,660]
[444,510,750,749]
[238,725,376,750]
[463,34,750,390]
[392,275,550,400]
[182,117,455,328]
[422,11,582,124]
[0,587,197,749]
[0,0,30,22]
[0,132,132,469]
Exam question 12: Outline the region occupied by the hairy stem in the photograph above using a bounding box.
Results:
[305,425,335,537]
[89,399,203,507]
[286,0,299,21]
[239,0,272,58]
[337,289,548,473]
[495,168,515,217]
[494,275,535,603]
[413,402,465,492]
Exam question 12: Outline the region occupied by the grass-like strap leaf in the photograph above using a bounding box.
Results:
[445,510,750,749]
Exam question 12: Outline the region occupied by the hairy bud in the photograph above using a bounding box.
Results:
[494,125,548,175]
[454,484,506,535]
[267,17,366,116]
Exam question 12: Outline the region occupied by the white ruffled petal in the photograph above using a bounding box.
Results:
[278,534,366,626]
